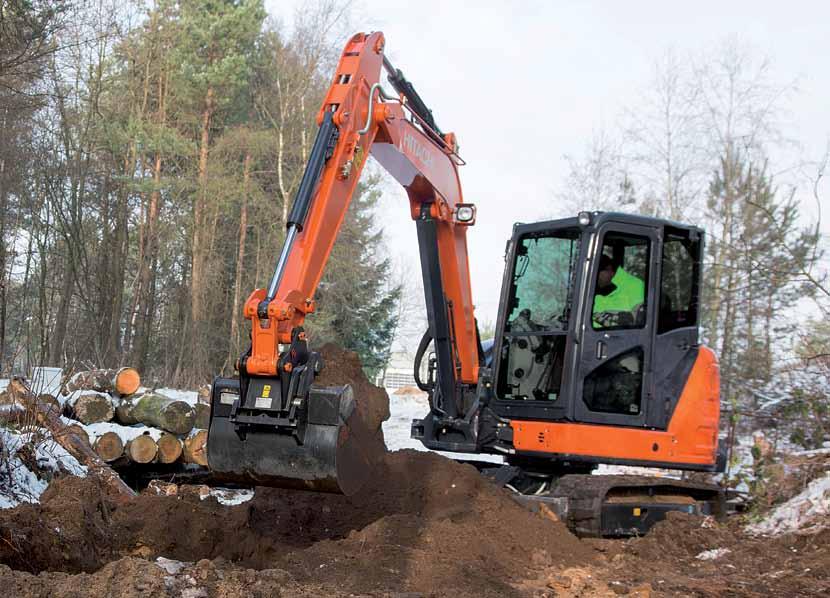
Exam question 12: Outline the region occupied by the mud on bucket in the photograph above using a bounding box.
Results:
[207,382,377,496]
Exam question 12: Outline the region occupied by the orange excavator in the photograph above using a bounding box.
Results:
[207,32,727,536]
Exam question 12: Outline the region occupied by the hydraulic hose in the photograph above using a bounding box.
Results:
[413,328,433,392]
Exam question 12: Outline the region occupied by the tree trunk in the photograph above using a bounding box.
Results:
[116,392,195,434]
[125,434,158,464]
[190,85,215,368]
[182,429,208,466]
[8,379,135,499]
[133,66,167,371]
[227,151,251,369]
[93,431,125,462]
[156,432,183,464]
[48,253,74,366]
[65,391,115,424]
[65,367,141,396]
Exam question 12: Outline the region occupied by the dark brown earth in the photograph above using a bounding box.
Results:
[314,342,391,433]
[0,451,594,597]
[0,348,828,596]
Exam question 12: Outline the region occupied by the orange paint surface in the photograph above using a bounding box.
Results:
[244,31,479,382]
[510,347,721,467]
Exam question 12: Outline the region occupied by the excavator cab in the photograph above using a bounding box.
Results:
[492,212,702,429]
[413,211,720,474]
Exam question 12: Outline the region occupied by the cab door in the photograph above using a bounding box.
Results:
[572,222,659,427]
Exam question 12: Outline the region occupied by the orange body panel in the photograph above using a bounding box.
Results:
[510,347,721,467]
[244,31,479,382]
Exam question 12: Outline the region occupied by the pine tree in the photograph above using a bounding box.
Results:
[703,150,820,404]
[306,175,402,378]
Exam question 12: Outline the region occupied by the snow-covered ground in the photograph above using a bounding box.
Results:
[747,471,830,536]
[0,426,86,508]
[383,388,502,464]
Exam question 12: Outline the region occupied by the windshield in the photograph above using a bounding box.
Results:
[505,230,580,333]
[497,228,580,402]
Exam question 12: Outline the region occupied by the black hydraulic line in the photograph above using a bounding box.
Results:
[260,111,339,314]
[286,110,339,231]
[413,328,433,392]
[382,55,444,146]
[415,204,458,418]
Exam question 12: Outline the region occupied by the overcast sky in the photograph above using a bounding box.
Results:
[265,0,829,332]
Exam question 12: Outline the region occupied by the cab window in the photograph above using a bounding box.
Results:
[658,231,700,333]
[591,233,650,330]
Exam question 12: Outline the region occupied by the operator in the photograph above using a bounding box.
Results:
[592,254,645,328]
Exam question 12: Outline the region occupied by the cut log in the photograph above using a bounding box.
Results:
[193,402,210,430]
[125,434,158,464]
[0,389,14,406]
[197,384,211,403]
[65,367,141,396]
[93,431,124,462]
[65,391,115,424]
[156,433,183,464]
[37,393,61,415]
[7,379,135,499]
[182,429,208,466]
[61,422,89,442]
[116,392,195,434]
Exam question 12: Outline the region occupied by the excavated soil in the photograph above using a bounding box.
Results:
[586,511,830,597]
[1,348,829,596]
[0,451,594,597]
[314,342,390,433]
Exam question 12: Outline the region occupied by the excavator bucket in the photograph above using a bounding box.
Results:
[206,377,377,496]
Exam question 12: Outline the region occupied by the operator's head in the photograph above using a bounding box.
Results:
[597,254,617,289]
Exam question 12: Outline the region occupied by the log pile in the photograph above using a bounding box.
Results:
[54,368,210,470]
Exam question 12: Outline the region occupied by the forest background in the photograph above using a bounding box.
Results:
[1,0,827,447]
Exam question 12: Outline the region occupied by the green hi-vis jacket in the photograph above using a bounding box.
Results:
[593,267,645,317]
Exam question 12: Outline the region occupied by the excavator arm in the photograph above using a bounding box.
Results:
[246,32,478,402]
[208,32,481,494]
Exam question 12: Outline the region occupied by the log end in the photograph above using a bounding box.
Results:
[94,431,125,462]
[115,368,141,396]
[156,433,183,464]
[183,430,208,467]
[126,434,158,464]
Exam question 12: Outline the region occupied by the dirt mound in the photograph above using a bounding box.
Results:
[627,511,736,562]
[590,512,830,597]
[314,343,390,433]
[0,449,592,596]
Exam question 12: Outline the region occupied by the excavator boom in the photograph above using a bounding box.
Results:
[208,32,479,494]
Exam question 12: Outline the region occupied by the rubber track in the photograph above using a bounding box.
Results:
[548,474,724,537]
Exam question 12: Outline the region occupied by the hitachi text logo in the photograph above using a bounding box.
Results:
[403,132,434,170]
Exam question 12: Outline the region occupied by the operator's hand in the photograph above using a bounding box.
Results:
[593,310,635,328]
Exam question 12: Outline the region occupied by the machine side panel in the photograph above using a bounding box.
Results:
[509,346,720,467]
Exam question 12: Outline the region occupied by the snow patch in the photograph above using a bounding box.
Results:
[155,557,191,575]
[747,471,830,536]
[0,427,86,509]
[155,388,200,406]
[83,421,163,442]
[204,488,255,506]
[696,548,731,560]
[32,432,87,477]
[382,390,502,464]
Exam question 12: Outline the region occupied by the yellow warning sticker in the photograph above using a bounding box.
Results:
[262,385,271,398]
[633,507,641,517]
